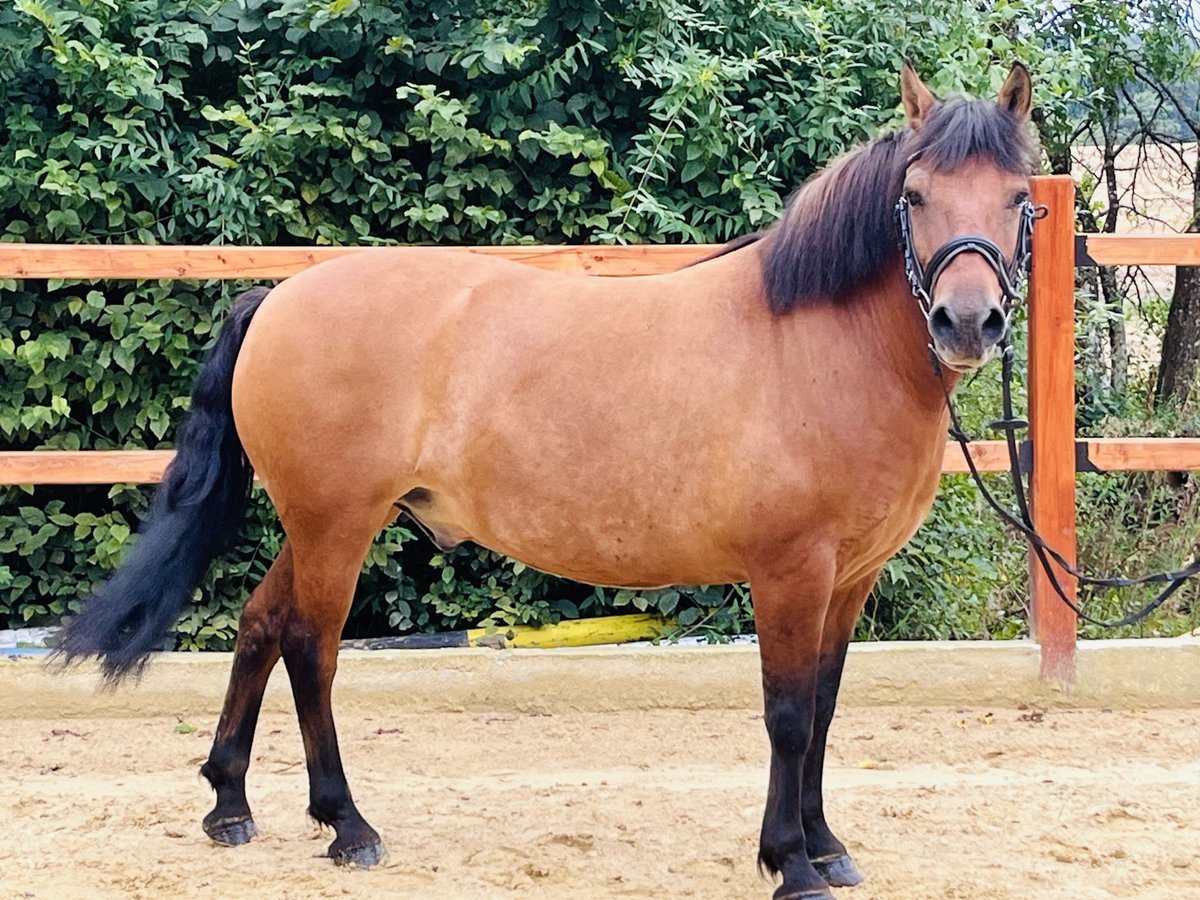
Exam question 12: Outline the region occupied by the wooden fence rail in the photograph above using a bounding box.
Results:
[0,243,714,280]
[2,173,1200,681]
[6,438,1200,486]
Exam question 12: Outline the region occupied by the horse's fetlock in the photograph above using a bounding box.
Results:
[308,788,354,827]
[200,750,247,790]
[759,821,806,874]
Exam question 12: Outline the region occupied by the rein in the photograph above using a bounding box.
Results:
[936,346,1200,627]
[898,191,1200,629]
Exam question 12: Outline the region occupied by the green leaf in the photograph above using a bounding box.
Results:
[202,154,238,170]
[681,159,705,183]
[656,590,680,615]
[425,52,447,75]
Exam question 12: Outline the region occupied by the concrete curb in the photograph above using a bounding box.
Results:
[3,637,1198,719]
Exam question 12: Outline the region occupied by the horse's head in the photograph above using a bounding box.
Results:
[897,63,1036,372]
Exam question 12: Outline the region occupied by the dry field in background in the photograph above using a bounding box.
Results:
[1072,142,1197,380]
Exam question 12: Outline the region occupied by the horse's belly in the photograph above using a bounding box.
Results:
[400,482,745,588]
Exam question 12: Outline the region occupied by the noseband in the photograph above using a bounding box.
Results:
[894,181,1041,319]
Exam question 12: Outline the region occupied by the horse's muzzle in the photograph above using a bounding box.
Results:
[927,299,1008,370]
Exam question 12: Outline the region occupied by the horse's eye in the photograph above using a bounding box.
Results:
[1011,190,1030,207]
[904,189,925,208]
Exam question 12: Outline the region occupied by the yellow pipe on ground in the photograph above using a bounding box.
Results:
[466,613,669,649]
[343,613,671,651]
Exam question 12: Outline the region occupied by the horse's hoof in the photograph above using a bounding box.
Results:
[329,836,386,868]
[203,814,257,847]
[773,887,834,900]
[813,852,864,887]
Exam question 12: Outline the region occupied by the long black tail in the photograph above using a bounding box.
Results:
[59,287,270,681]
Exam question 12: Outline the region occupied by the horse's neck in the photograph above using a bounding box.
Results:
[682,245,955,426]
[848,269,960,418]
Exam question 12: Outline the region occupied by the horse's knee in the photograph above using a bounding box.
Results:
[764,689,815,757]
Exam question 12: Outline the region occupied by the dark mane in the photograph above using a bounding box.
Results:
[761,97,1038,314]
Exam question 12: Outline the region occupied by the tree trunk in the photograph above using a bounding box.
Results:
[1098,115,1128,397]
[1103,266,1127,397]
[1156,266,1200,409]
[1033,105,1071,176]
[1154,153,1200,411]
[1074,123,1129,405]
[1077,268,1108,421]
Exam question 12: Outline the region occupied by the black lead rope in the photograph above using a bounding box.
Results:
[935,342,1200,628]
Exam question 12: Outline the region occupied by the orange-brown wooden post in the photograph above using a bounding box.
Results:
[1027,175,1078,683]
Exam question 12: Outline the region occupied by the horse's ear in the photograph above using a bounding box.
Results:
[900,61,938,130]
[998,62,1033,120]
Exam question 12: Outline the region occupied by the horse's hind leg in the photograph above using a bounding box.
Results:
[282,505,390,866]
[802,568,881,889]
[200,543,292,845]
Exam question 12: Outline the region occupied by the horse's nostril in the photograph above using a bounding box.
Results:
[981,307,1007,344]
[929,306,955,339]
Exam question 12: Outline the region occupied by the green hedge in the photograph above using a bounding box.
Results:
[1,0,1088,646]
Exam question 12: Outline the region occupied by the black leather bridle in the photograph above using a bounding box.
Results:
[894,187,1040,320]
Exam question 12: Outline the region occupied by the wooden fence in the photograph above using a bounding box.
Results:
[1,173,1198,680]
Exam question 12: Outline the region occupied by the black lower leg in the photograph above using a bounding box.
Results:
[200,573,286,846]
[201,686,270,845]
[759,680,831,899]
[801,645,863,887]
[282,623,383,867]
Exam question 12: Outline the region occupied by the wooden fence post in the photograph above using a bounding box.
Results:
[1028,175,1078,684]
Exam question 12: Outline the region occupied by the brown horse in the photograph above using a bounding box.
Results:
[61,63,1037,898]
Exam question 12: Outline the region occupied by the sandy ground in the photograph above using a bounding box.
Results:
[1,705,1197,900]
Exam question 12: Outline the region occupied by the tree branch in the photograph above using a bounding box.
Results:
[1132,61,1200,138]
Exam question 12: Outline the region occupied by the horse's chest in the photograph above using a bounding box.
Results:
[831,457,942,571]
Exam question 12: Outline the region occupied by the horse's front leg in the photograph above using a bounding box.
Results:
[802,568,881,889]
[750,548,838,900]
